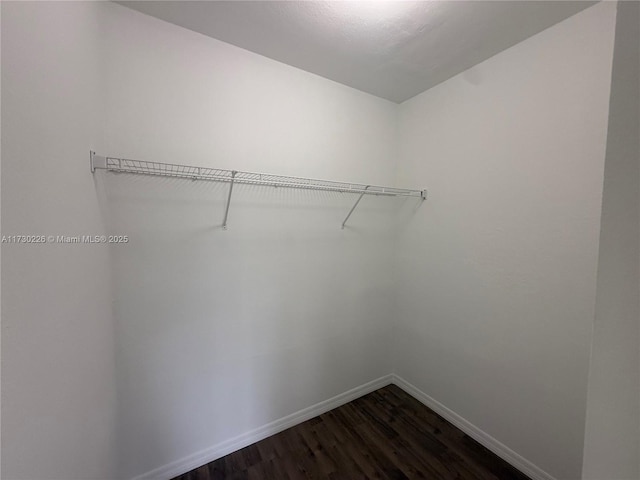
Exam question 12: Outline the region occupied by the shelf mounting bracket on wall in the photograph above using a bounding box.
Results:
[90,151,107,173]
[222,170,237,230]
[342,186,369,229]
[90,152,427,229]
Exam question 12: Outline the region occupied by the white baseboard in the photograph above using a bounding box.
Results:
[391,374,556,480]
[133,373,555,480]
[131,374,394,480]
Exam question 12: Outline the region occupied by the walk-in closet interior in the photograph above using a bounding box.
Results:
[2,1,638,480]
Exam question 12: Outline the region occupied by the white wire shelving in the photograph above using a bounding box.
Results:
[90,152,426,229]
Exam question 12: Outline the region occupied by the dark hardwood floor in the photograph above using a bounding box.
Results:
[173,384,531,480]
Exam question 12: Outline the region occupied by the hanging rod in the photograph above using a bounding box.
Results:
[90,152,426,228]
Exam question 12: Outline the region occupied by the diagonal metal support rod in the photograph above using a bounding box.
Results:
[222,171,237,229]
[342,186,369,229]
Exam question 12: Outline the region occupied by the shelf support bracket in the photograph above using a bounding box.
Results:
[342,186,369,229]
[222,171,237,229]
[90,151,107,173]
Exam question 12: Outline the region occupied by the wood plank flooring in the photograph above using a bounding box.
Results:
[173,384,531,480]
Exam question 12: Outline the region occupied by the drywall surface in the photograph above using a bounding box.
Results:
[582,2,640,479]
[1,2,117,479]
[0,4,3,477]
[99,4,400,478]
[395,3,616,479]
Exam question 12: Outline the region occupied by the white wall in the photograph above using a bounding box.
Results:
[0,4,4,476]
[99,4,400,479]
[583,2,640,478]
[1,2,117,479]
[394,3,616,479]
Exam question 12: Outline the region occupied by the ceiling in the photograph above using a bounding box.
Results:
[117,1,595,103]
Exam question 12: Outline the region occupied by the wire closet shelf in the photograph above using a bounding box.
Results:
[90,152,426,229]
